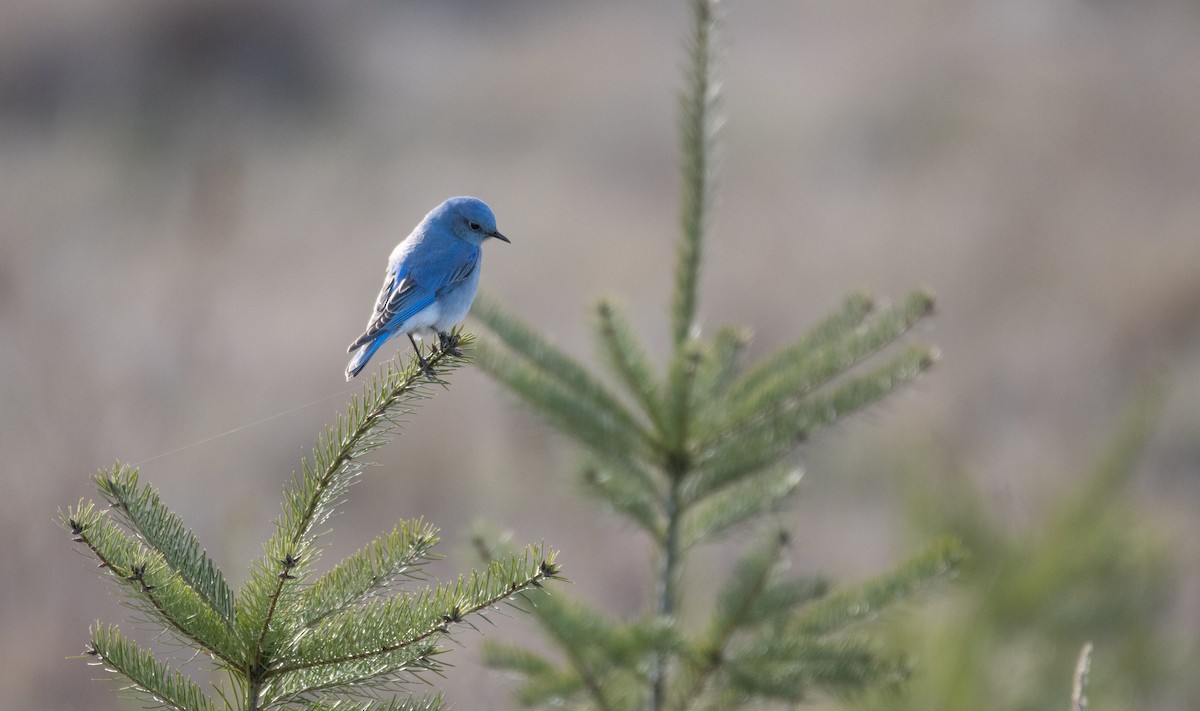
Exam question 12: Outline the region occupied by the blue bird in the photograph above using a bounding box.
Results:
[346,196,509,380]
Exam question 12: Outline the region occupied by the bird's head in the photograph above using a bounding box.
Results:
[440,196,510,246]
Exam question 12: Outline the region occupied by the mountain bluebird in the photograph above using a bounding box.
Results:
[345,196,509,380]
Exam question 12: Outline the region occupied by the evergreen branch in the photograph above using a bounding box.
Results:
[515,594,636,711]
[743,576,832,628]
[595,299,665,430]
[511,669,590,708]
[581,461,665,540]
[717,290,933,435]
[651,471,686,710]
[672,0,721,347]
[707,530,791,644]
[476,539,675,708]
[66,323,565,709]
[474,296,650,440]
[60,503,244,668]
[715,290,868,405]
[240,341,471,672]
[671,531,792,710]
[725,636,907,701]
[789,344,937,433]
[480,640,557,677]
[681,466,803,547]
[250,561,296,680]
[719,291,874,412]
[692,326,750,403]
[87,623,218,711]
[662,344,702,457]
[529,611,614,710]
[483,641,591,708]
[794,537,964,637]
[693,345,936,498]
[671,5,737,443]
[585,447,666,514]
[268,548,559,680]
[262,644,442,709]
[288,341,468,547]
[295,698,443,711]
[263,546,559,707]
[476,339,653,464]
[94,463,236,629]
[299,519,441,627]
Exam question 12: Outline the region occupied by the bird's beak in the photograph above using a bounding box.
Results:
[490,230,510,243]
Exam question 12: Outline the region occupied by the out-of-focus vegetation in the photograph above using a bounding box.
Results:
[843,384,1192,711]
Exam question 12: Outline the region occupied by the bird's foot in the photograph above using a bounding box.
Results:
[416,353,435,379]
[407,333,436,378]
[436,331,464,357]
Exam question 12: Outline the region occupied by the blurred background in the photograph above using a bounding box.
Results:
[3,0,1198,708]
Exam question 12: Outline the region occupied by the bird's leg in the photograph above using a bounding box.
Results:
[436,330,464,357]
[407,333,433,378]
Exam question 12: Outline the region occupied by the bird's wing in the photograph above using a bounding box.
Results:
[347,249,479,352]
[434,252,479,297]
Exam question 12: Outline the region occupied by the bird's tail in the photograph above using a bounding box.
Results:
[345,336,387,380]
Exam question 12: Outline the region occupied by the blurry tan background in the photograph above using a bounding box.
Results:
[3,1,1199,708]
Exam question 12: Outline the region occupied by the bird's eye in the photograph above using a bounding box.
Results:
[469,222,481,231]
